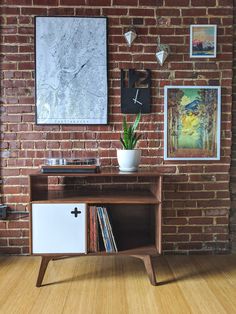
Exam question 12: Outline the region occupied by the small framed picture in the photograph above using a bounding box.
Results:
[164,86,221,160]
[190,25,217,58]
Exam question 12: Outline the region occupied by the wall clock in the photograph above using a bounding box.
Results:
[121,69,151,114]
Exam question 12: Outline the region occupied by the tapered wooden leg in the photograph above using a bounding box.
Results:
[132,255,157,286]
[36,256,51,287]
[143,255,157,286]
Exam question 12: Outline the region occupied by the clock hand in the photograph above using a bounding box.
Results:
[133,89,139,103]
[132,98,143,105]
[136,100,143,105]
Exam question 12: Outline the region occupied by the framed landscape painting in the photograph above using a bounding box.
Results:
[164,86,221,160]
[35,17,108,124]
[190,25,217,58]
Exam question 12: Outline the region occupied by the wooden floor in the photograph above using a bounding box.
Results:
[0,254,236,314]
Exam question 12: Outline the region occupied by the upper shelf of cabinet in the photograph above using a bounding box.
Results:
[29,168,163,203]
[30,188,159,204]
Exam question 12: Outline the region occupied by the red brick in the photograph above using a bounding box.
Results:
[2,0,32,4]
[0,222,7,229]
[6,17,18,24]
[87,0,111,5]
[48,8,74,15]
[163,234,189,242]
[204,226,228,233]
[205,209,228,216]
[139,0,163,4]
[18,62,34,70]
[178,243,202,250]
[129,8,155,16]
[18,27,34,34]
[191,0,216,5]
[18,17,32,24]
[165,0,189,5]
[205,165,230,173]
[0,239,8,246]
[156,8,180,16]
[162,226,177,233]
[208,8,232,16]
[103,8,128,15]
[189,218,214,225]
[215,234,229,241]
[216,217,229,224]
[218,0,232,5]
[113,0,137,4]
[196,18,210,24]
[189,192,215,199]
[76,8,101,15]
[21,7,47,15]
[9,238,29,246]
[178,226,202,233]
[171,18,181,25]
[0,247,21,254]
[0,230,22,237]
[1,26,17,34]
[182,8,206,16]
[22,247,30,254]
[177,210,202,217]
[191,234,213,241]
[164,218,188,225]
[60,0,84,4]
[0,7,20,15]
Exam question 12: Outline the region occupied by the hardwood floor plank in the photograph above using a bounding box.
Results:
[192,256,236,314]
[0,257,39,311]
[0,255,235,314]
[0,257,41,314]
[29,257,78,314]
[150,256,193,314]
[166,256,228,314]
[63,256,129,314]
[200,254,236,287]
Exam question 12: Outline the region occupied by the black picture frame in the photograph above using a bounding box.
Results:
[35,16,108,125]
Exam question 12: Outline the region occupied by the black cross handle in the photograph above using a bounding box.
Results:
[71,207,81,218]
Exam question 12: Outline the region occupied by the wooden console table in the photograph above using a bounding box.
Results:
[29,169,162,286]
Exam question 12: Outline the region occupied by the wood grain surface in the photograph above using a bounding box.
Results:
[0,254,235,314]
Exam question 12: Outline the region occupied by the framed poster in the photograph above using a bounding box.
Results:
[164,86,221,160]
[35,17,108,124]
[190,25,217,58]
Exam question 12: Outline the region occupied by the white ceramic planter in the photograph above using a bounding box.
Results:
[117,149,141,172]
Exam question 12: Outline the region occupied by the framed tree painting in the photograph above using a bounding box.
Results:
[190,25,217,58]
[35,17,108,124]
[164,86,221,160]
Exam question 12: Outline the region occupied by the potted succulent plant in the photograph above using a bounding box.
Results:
[117,113,142,172]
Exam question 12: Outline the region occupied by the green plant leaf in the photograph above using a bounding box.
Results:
[132,134,142,148]
[123,115,128,134]
[132,112,141,132]
[120,137,127,149]
[120,113,142,149]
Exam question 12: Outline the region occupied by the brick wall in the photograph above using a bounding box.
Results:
[230,0,236,253]
[0,0,233,254]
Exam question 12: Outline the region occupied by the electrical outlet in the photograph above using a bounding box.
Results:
[0,205,7,219]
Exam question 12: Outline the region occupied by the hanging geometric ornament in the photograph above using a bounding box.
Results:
[124,28,137,47]
[156,36,170,66]
[156,50,169,66]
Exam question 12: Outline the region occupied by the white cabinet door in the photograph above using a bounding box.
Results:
[32,203,86,254]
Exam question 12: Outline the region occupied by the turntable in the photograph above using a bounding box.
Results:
[41,158,100,173]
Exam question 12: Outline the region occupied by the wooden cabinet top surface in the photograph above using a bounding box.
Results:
[29,167,164,178]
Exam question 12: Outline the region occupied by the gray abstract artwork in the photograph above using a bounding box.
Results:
[35,17,108,124]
